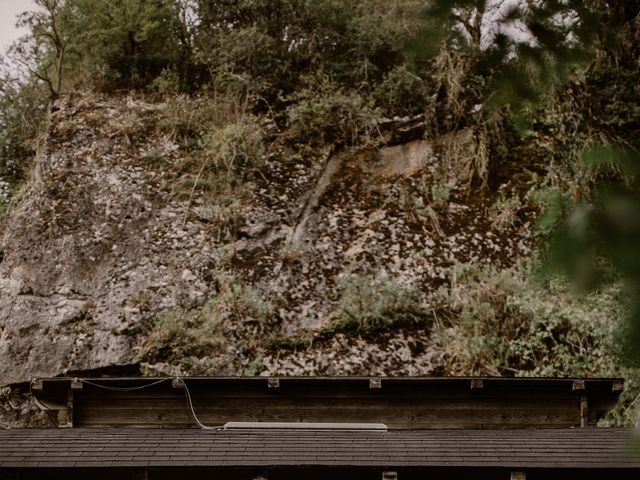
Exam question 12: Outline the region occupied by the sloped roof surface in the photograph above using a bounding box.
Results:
[0,428,639,469]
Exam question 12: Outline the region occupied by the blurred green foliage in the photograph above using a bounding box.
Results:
[543,147,640,362]
[422,0,640,370]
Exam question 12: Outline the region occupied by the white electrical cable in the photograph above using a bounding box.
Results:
[81,377,221,429]
[178,377,222,431]
[31,376,223,430]
[80,378,171,391]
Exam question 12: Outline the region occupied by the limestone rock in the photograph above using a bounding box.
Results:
[0,94,533,389]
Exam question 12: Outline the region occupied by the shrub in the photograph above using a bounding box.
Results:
[159,94,228,145]
[429,262,624,378]
[65,0,186,90]
[139,270,276,367]
[0,196,6,221]
[195,0,414,100]
[373,65,428,116]
[209,272,274,332]
[203,199,245,243]
[489,191,524,229]
[200,118,265,188]
[139,307,224,364]
[285,81,377,145]
[331,274,429,335]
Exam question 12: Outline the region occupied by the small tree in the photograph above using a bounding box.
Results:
[67,0,184,89]
[10,0,72,98]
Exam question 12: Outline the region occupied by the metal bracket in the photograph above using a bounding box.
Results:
[369,378,382,391]
[572,380,586,392]
[470,379,484,391]
[268,378,280,390]
[31,378,44,392]
[172,377,184,390]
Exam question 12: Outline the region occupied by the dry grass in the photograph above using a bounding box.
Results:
[436,126,489,191]
[430,47,471,132]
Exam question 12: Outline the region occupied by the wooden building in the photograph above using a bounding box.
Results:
[0,376,638,479]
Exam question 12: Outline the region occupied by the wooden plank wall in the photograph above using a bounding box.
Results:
[72,381,582,428]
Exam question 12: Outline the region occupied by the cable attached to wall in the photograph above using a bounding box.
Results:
[177,377,222,431]
[80,378,171,391]
[30,377,222,430]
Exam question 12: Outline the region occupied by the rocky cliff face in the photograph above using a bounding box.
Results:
[0,93,534,387]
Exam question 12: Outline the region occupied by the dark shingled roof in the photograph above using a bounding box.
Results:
[0,428,639,469]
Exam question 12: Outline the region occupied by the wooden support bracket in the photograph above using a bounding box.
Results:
[580,394,589,428]
[134,470,149,480]
[382,471,398,480]
[511,472,526,480]
[71,378,83,391]
[31,378,43,392]
[58,390,74,428]
[572,380,586,392]
[172,377,184,390]
[370,378,382,391]
[612,381,624,393]
[268,378,280,390]
[470,379,483,391]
